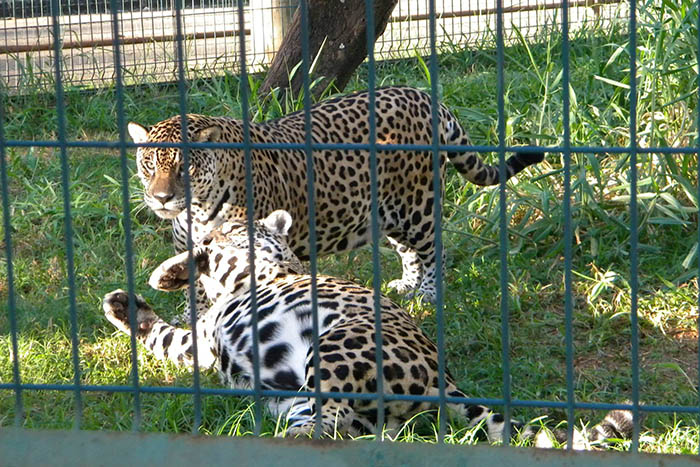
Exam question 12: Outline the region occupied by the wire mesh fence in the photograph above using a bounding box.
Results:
[1,0,700,462]
[0,0,626,90]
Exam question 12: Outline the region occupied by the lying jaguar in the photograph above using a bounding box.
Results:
[127,86,544,309]
[103,210,631,446]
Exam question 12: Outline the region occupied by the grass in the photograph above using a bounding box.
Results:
[1,0,700,454]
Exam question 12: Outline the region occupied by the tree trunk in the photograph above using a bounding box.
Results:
[258,0,399,99]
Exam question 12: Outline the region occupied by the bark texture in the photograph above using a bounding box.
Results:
[259,0,399,99]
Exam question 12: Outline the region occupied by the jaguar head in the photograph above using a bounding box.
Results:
[128,115,222,220]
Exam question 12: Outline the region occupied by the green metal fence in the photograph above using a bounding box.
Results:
[1,0,700,464]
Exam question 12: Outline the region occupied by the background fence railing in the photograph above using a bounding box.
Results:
[0,0,626,90]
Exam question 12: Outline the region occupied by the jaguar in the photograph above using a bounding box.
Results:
[103,210,631,446]
[127,86,544,310]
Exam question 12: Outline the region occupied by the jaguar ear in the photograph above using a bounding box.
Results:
[262,210,292,236]
[193,126,221,143]
[127,122,149,144]
[148,249,210,292]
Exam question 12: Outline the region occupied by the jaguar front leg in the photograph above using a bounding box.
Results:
[170,219,212,326]
[415,247,446,304]
[174,282,209,326]
[102,289,216,368]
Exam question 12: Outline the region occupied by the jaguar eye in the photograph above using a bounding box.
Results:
[178,164,192,178]
[178,164,194,178]
[140,156,155,175]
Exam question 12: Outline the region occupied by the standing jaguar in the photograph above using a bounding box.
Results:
[103,210,631,446]
[127,86,544,309]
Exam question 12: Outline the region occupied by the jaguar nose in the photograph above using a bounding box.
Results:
[152,191,174,206]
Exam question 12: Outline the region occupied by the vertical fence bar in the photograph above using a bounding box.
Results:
[495,0,511,444]
[236,0,263,435]
[427,0,447,443]
[0,80,23,427]
[628,0,641,452]
[51,0,83,430]
[109,0,142,431]
[696,0,700,455]
[560,0,574,448]
[297,0,323,438]
[172,0,203,434]
[364,0,386,441]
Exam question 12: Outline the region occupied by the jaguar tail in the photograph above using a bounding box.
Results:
[446,386,634,449]
[441,110,544,186]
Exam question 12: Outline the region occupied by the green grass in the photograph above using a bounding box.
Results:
[2,0,700,453]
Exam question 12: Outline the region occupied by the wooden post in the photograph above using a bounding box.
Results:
[250,0,298,70]
[259,0,399,99]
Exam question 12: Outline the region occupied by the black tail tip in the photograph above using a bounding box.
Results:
[516,151,545,165]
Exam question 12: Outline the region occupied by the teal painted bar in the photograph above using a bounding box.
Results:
[2,428,699,467]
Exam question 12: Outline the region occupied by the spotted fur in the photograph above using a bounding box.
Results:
[103,210,630,447]
[128,86,544,311]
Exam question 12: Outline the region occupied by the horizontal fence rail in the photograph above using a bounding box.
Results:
[4,428,699,467]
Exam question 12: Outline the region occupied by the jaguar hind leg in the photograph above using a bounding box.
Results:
[385,231,446,305]
[285,400,356,438]
[284,399,373,438]
[386,236,423,297]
